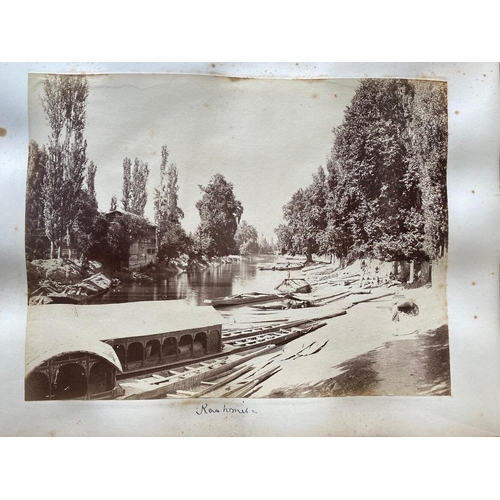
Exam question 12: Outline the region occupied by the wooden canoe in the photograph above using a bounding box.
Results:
[224,320,326,352]
[203,292,281,307]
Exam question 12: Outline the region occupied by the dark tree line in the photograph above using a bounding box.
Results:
[276,79,448,268]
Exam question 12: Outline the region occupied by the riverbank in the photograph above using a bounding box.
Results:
[26,255,450,398]
[215,260,450,398]
[26,254,253,296]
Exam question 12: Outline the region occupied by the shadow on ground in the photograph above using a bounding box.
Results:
[267,325,451,398]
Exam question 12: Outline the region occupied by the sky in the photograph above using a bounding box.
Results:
[28,74,358,241]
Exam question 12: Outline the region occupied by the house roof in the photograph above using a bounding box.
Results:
[25,301,223,376]
[105,210,156,228]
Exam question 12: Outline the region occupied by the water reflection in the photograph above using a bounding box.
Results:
[93,256,284,306]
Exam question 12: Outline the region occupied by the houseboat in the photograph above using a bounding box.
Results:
[25,300,223,400]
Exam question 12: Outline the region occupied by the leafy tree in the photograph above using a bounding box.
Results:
[258,234,274,255]
[154,146,169,235]
[105,212,151,266]
[320,157,354,261]
[42,140,64,258]
[159,224,189,266]
[154,145,186,262]
[275,223,294,255]
[195,173,243,257]
[40,74,90,258]
[129,158,149,216]
[70,191,108,268]
[408,80,448,259]
[121,157,132,211]
[26,140,48,259]
[328,79,420,261]
[235,220,259,255]
[121,156,149,216]
[86,161,98,209]
[277,78,448,276]
[154,148,184,227]
[277,167,327,262]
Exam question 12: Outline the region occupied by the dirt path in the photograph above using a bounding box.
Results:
[264,326,450,397]
[233,264,450,398]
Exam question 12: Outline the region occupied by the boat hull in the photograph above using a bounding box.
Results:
[48,287,109,304]
[203,293,281,308]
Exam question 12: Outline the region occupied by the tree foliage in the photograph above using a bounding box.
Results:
[121,157,132,211]
[154,145,187,262]
[276,79,448,267]
[105,212,151,265]
[159,224,189,266]
[121,156,149,216]
[235,220,259,255]
[86,161,98,209]
[258,234,274,255]
[130,158,149,216]
[70,191,108,266]
[277,167,327,262]
[195,173,243,257]
[40,74,90,258]
[26,140,48,259]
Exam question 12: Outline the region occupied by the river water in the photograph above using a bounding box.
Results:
[92,256,291,307]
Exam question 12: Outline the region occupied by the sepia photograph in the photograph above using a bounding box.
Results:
[24,73,450,401]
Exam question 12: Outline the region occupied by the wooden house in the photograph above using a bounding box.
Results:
[105,210,157,269]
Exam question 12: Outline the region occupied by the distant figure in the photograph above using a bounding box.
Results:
[391,302,400,336]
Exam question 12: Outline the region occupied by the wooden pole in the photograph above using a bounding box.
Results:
[48,361,53,400]
[409,260,415,283]
[85,354,90,400]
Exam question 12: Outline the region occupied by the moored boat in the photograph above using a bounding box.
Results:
[258,264,276,271]
[224,320,326,352]
[117,345,275,400]
[203,292,281,308]
[48,286,109,304]
[275,263,304,271]
[222,317,322,342]
[46,273,111,304]
[275,277,311,293]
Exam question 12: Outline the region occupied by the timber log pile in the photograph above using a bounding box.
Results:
[29,273,111,305]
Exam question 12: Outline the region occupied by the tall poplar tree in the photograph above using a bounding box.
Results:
[86,161,98,209]
[121,157,132,211]
[154,145,186,262]
[130,158,149,216]
[41,74,90,258]
[154,145,169,236]
[26,140,47,259]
